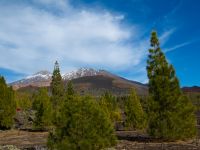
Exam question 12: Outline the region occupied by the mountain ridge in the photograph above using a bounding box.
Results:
[10,68,199,96]
[11,68,113,88]
[10,68,148,96]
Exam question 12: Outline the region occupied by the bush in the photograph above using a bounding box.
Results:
[48,95,117,150]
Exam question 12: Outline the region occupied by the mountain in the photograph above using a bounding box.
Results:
[68,72,148,96]
[11,68,199,96]
[11,71,52,90]
[182,86,200,93]
[62,68,101,80]
[11,68,103,89]
[11,68,148,96]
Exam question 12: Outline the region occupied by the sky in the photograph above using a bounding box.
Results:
[0,0,199,86]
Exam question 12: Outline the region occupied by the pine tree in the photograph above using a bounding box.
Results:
[99,92,121,123]
[48,95,117,150]
[124,89,146,130]
[34,102,44,129]
[147,31,196,139]
[0,76,16,129]
[66,81,75,97]
[15,92,32,110]
[32,88,52,130]
[50,61,64,125]
[50,61,64,108]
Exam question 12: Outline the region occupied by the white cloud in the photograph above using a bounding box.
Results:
[32,0,70,11]
[0,1,146,75]
[0,0,176,83]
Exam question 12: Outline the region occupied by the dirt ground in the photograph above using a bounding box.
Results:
[115,140,200,150]
[1,130,200,150]
[115,131,200,150]
[0,130,48,149]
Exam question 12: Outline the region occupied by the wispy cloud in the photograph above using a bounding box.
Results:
[0,0,146,75]
[159,28,176,45]
[0,0,179,84]
[164,40,198,53]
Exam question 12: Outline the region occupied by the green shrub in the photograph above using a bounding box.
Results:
[48,95,117,150]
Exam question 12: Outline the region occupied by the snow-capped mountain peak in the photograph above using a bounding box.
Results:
[26,70,52,80]
[62,68,100,80]
[11,68,104,89]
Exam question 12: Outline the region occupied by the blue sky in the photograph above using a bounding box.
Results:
[0,0,199,86]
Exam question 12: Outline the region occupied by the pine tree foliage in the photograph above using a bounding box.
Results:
[187,93,200,110]
[48,63,116,149]
[48,95,117,150]
[175,95,197,138]
[50,61,64,108]
[66,81,75,97]
[99,92,121,123]
[0,76,16,129]
[125,89,146,130]
[32,88,52,129]
[50,61,64,125]
[147,31,196,139]
[15,92,32,110]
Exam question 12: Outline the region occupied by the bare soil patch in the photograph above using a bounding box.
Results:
[0,130,48,149]
[1,130,200,150]
[115,140,200,150]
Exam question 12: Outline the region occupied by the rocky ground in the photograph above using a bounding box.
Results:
[1,130,200,150]
[115,131,200,150]
[0,130,48,150]
[115,140,200,150]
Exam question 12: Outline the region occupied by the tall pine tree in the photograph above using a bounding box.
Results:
[50,61,64,108]
[50,61,64,125]
[147,31,196,139]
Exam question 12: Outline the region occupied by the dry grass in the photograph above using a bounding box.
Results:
[0,130,48,148]
[0,130,200,150]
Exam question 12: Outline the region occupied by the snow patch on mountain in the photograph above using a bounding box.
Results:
[62,68,101,80]
[26,71,52,80]
[11,68,104,86]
